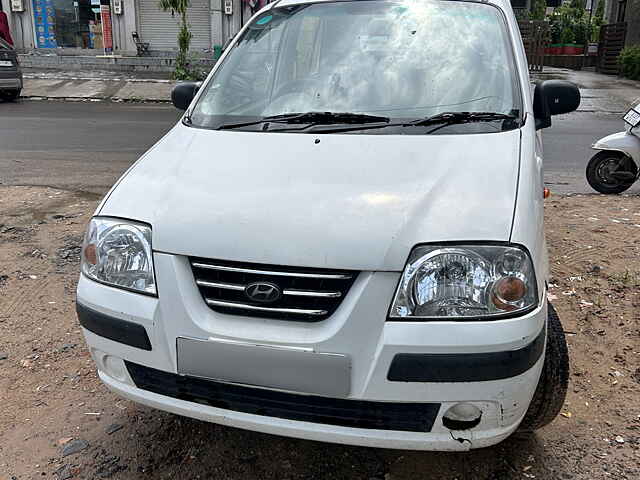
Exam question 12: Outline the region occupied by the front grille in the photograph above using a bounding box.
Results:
[190,257,357,322]
[126,361,440,432]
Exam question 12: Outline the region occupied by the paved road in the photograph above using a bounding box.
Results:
[1,100,638,196]
[543,111,639,195]
[0,100,180,196]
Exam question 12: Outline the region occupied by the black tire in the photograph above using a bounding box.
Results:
[586,150,637,194]
[518,302,569,432]
[0,90,21,102]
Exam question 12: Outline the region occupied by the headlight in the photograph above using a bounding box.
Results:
[81,217,156,295]
[390,245,537,319]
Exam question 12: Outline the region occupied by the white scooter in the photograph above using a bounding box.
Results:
[587,100,640,194]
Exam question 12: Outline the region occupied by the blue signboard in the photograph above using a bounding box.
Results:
[32,0,57,48]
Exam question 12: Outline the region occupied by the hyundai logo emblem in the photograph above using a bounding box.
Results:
[245,282,282,304]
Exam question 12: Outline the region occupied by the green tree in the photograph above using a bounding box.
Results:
[159,0,194,80]
[618,46,640,80]
[594,0,604,20]
[530,0,546,21]
[570,0,583,8]
[591,0,605,42]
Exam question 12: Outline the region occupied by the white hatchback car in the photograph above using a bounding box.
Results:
[77,0,580,451]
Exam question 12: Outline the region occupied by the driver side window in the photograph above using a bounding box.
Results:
[201,22,286,116]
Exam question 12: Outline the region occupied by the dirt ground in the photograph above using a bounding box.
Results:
[1,186,639,480]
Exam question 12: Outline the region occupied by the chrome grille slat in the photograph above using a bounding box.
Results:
[190,258,358,322]
[205,299,328,316]
[196,279,341,298]
[283,289,342,298]
[191,262,352,280]
[196,279,245,291]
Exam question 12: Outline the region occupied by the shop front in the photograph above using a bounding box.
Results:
[2,0,248,55]
[137,0,211,51]
[32,0,112,49]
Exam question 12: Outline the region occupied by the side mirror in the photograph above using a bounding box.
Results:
[533,80,580,130]
[171,81,201,110]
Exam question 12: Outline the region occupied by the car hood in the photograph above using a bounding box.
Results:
[99,125,521,271]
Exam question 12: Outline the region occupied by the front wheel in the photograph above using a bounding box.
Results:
[518,302,569,432]
[586,151,637,194]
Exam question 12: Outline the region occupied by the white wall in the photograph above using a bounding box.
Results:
[2,0,36,50]
[111,0,137,52]
[211,0,223,46]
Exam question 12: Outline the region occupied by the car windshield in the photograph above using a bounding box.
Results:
[190,0,522,134]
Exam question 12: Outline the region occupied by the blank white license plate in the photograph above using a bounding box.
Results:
[624,109,640,127]
[0,60,13,67]
[177,337,351,397]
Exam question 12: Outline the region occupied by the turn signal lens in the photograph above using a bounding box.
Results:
[494,276,526,302]
[492,276,526,311]
[84,243,97,265]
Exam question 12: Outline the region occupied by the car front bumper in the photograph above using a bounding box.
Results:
[0,73,22,90]
[97,364,535,451]
[77,252,547,451]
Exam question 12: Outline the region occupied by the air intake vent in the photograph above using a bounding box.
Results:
[126,361,440,432]
[190,258,357,322]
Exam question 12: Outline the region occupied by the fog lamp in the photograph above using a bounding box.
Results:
[442,403,482,430]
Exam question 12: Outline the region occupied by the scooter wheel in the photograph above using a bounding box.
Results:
[586,151,637,194]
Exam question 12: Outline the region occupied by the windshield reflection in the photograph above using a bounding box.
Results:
[191,0,521,133]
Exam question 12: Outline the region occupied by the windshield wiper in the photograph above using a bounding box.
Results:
[404,111,517,127]
[295,111,519,134]
[217,111,390,130]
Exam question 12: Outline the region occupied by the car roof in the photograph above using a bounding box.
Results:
[272,0,513,13]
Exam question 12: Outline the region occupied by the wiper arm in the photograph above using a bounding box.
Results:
[404,111,517,127]
[291,111,519,134]
[217,111,390,130]
[217,110,517,133]
[265,111,390,124]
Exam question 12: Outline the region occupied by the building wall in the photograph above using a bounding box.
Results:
[603,0,614,21]
[626,0,640,46]
[509,0,530,10]
[112,0,137,52]
[1,0,37,50]
[603,0,639,46]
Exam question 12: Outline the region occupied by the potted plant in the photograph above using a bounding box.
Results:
[569,19,588,55]
[560,26,577,54]
[547,2,589,55]
[546,20,563,55]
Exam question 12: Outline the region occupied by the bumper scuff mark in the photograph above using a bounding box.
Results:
[449,431,473,449]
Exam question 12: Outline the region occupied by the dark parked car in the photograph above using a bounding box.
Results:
[0,37,21,101]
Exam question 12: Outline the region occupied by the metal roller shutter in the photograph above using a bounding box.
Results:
[138,0,211,51]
